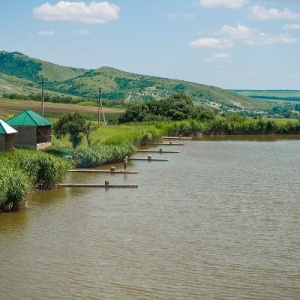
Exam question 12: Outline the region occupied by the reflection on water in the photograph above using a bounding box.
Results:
[0,137,299,299]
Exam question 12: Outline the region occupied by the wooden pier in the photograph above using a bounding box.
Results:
[130,156,169,161]
[69,169,138,174]
[58,182,138,188]
[147,142,185,146]
[137,149,180,154]
[162,136,192,140]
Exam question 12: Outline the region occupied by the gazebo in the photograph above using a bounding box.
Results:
[0,118,17,152]
[7,110,53,150]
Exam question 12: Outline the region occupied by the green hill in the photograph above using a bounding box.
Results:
[0,51,274,113]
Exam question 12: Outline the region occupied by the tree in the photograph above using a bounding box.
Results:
[53,112,95,148]
[118,93,196,123]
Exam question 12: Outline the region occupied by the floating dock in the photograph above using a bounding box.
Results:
[69,169,138,174]
[58,182,138,188]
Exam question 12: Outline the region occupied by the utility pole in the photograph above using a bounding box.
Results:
[98,88,106,126]
[41,77,44,116]
[98,88,101,125]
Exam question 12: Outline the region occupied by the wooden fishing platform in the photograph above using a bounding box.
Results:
[69,169,138,174]
[137,149,180,154]
[147,142,185,146]
[130,156,169,161]
[58,183,138,188]
[162,136,192,140]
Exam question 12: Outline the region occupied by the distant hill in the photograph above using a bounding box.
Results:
[0,51,273,112]
[231,89,300,103]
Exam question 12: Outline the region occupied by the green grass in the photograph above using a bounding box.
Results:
[0,98,124,121]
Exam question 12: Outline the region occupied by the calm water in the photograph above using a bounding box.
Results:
[0,137,299,299]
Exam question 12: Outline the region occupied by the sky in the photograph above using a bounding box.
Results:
[1,0,300,89]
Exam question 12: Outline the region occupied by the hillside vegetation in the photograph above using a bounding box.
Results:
[0,51,273,114]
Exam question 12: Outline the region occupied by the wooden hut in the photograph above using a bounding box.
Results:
[7,110,53,150]
[0,118,17,152]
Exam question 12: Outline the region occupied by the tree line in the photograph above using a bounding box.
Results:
[118,93,216,123]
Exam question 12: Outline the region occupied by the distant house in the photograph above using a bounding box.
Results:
[0,118,17,152]
[7,110,53,150]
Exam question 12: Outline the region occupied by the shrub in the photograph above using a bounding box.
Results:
[13,150,73,190]
[0,155,30,212]
[73,143,136,168]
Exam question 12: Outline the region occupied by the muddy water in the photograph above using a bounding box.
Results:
[0,137,299,299]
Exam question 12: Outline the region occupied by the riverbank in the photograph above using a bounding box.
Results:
[1,118,300,212]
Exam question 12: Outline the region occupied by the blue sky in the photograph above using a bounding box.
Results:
[1,0,300,89]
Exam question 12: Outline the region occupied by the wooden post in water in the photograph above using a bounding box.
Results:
[105,180,110,186]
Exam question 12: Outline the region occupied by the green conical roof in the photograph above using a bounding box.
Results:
[0,118,17,134]
[7,110,53,127]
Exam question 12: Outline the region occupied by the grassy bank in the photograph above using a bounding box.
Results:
[0,150,72,212]
[155,117,300,136]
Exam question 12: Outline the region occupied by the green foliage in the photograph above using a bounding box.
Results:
[0,51,42,81]
[73,144,136,168]
[13,150,73,190]
[119,93,197,123]
[156,117,300,136]
[103,127,161,146]
[0,150,72,211]
[72,126,162,168]
[0,155,30,212]
[54,112,96,148]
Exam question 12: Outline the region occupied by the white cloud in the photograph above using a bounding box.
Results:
[37,30,55,36]
[33,1,120,24]
[75,29,90,35]
[190,38,233,48]
[166,13,195,20]
[283,23,300,30]
[206,52,231,61]
[244,33,299,46]
[220,23,258,40]
[194,0,248,9]
[248,5,300,21]
[220,23,299,45]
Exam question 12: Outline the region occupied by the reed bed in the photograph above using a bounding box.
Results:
[0,151,72,212]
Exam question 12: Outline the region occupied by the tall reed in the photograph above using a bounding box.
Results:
[0,150,72,212]
[0,155,30,212]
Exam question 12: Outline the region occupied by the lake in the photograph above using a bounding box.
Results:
[0,136,299,299]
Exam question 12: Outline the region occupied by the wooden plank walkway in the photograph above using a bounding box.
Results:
[58,183,138,188]
[162,136,192,140]
[69,169,138,174]
[130,157,169,161]
[147,142,185,146]
[137,149,180,154]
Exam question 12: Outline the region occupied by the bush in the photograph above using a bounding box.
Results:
[13,150,73,190]
[73,143,136,168]
[0,155,30,212]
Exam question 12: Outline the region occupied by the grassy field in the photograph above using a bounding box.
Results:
[232,90,300,104]
[0,98,124,121]
[0,97,153,148]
